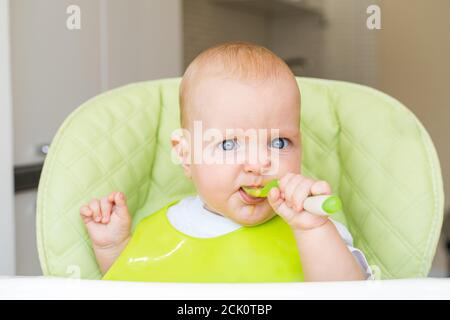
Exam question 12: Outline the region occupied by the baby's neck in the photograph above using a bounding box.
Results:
[202,204,225,217]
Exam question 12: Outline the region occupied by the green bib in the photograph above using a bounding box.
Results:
[103,199,304,282]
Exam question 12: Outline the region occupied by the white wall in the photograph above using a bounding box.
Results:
[376,0,450,276]
[106,0,183,89]
[377,0,450,211]
[184,0,378,87]
[11,0,103,166]
[0,0,15,275]
[267,0,378,86]
[10,0,183,275]
[267,12,325,77]
[321,0,378,87]
[11,0,183,166]
[183,0,266,68]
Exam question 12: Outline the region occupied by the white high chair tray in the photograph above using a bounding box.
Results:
[0,276,449,299]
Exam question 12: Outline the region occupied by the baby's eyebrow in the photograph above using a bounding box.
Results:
[271,128,299,137]
[280,129,300,137]
[218,128,299,138]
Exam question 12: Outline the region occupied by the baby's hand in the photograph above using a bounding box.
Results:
[268,173,331,231]
[79,191,131,250]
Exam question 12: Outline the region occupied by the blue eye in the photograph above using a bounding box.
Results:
[271,138,289,149]
[220,139,239,151]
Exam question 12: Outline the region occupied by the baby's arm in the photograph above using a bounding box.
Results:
[268,173,366,281]
[79,191,132,275]
[291,220,365,281]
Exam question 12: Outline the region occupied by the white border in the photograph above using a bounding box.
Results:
[1,277,450,300]
[0,0,15,275]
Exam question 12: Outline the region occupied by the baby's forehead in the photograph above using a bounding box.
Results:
[197,106,300,138]
[191,75,299,105]
[184,72,300,132]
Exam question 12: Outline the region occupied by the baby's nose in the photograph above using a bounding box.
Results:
[243,156,271,175]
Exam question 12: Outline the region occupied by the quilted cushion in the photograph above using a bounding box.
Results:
[36,77,444,280]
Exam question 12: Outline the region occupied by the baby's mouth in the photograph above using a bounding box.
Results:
[241,180,279,198]
[238,187,266,205]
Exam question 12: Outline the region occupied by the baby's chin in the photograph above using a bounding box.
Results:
[226,201,276,226]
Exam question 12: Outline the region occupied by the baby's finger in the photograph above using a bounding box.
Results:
[278,173,297,198]
[267,187,283,213]
[278,173,295,190]
[268,188,297,224]
[89,199,101,223]
[114,191,127,207]
[108,191,118,203]
[292,179,315,211]
[100,197,112,224]
[310,180,331,196]
[79,205,93,223]
[113,192,130,220]
[284,175,303,206]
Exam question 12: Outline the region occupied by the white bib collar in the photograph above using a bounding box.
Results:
[166,195,243,238]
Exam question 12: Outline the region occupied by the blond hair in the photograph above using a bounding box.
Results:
[179,41,297,129]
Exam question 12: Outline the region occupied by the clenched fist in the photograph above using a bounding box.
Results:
[268,173,332,231]
[79,191,131,250]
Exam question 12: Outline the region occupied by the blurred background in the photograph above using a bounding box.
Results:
[0,0,449,277]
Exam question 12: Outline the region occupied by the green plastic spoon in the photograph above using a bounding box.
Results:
[242,179,279,198]
[242,179,342,215]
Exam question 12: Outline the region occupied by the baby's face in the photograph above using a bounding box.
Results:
[181,75,301,226]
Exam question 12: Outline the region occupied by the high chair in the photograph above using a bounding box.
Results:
[36,77,444,280]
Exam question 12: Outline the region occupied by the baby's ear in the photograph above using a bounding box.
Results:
[170,130,192,179]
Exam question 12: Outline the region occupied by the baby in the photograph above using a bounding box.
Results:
[80,42,372,282]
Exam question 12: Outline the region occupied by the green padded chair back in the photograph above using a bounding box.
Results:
[36,77,444,280]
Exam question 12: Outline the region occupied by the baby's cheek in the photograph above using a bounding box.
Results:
[193,164,234,199]
[278,151,301,175]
